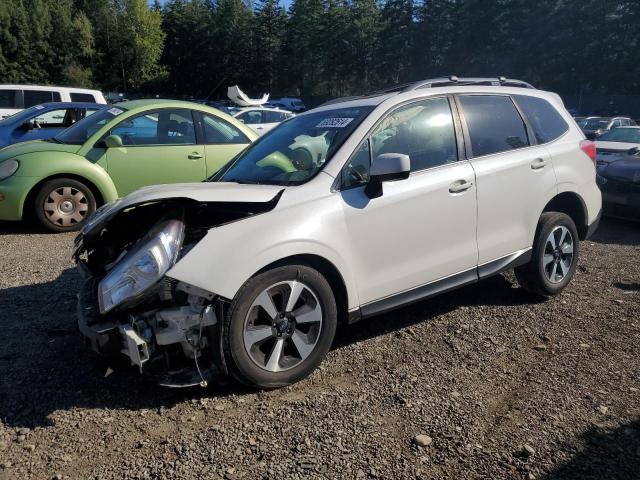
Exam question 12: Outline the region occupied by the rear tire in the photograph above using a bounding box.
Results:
[515,212,579,297]
[223,265,337,389]
[34,178,96,233]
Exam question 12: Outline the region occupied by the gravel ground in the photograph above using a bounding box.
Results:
[0,218,639,480]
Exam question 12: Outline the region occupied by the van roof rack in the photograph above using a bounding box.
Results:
[403,76,535,91]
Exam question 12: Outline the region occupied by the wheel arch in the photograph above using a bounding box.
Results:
[253,254,350,324]
[23,173,107,221]
[541,191,588,240]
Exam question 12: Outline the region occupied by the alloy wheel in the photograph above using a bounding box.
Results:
[243,280,323,373]
[543,225,574,284]
[43,186,89,228]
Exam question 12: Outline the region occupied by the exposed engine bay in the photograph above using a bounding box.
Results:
[74,192,282,387]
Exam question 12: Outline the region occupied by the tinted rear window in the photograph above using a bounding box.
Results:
[459,95,529,157]
[70,92,96,103]
[24,90,55,107]
[514,95,569,144]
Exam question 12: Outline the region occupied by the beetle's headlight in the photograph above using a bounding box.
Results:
[98,219,184,313]
[0,159,19,180]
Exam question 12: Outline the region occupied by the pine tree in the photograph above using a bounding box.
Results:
[253,0,287,94]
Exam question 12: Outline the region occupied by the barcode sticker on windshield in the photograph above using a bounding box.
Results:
[108,107,124,116]
[316,117,354,128]
[34,105,45,110]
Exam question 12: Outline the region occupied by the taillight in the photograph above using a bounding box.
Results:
[580,140,597,163]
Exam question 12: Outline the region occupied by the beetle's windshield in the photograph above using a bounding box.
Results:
[54,106,127,145]
[211,106,373,185]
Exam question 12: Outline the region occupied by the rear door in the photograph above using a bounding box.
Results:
[105,108,206,195]
[457,94,556,265]
[196,111,253,175]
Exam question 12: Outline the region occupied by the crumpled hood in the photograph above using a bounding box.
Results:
[601,155,640,182]
[0,140,81,161]
[79,182,285,238]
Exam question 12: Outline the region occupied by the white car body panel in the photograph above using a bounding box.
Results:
[0,84,106,118]
[232,107,294,135]
[471,144,556,264]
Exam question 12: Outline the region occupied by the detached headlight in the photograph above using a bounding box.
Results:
[0,159,19,180]
[98,219,184,313]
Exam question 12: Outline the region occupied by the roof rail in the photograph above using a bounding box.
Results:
[403,76,535,91]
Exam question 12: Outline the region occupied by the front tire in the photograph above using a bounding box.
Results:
[515,212,579,297]
[223,265,337,388]
[34,178,96,233]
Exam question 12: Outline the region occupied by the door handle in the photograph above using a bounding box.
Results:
[449,180,473,194]
[531,158,547,170]
[188,153,203,160]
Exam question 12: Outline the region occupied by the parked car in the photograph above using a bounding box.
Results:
[0,85,106,119]
[272,97,306,112]
[594,126,640,169]
[0,100,257,232]
[73,77,601,389]
[596,149,640,220]
[232,107,295,135]
[0,102,105,148]
[580,116,637,140]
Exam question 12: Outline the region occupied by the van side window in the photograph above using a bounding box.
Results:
[0,90,18,108]
[459,95,529,157]
[24,90,56,107]
[71,93,96,103]
[514,95,569,144]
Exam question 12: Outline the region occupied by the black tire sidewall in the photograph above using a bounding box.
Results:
[532,212,580,295]
[225,265,337,388]
[34,178,97,233]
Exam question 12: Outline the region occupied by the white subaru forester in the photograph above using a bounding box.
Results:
[75,77,602,389]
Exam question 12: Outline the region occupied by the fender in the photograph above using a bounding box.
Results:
[16,152,119,213]
[167,200,361,310]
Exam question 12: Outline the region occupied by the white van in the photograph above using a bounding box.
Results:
[0,85,106,118]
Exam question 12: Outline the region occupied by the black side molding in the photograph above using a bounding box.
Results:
[354,248,534,322]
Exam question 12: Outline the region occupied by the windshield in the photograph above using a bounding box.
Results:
[584,118,609,130]
[54,106,127,145]
[212,106,373,185]
[597,128,640,143]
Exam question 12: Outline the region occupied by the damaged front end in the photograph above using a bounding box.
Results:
[74,191,282,387]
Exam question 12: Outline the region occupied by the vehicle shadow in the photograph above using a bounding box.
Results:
[333,273,537,349]
[541,420,640,480]
[590,216,640,247]
[0,220,41,235]
[0,266,538,429]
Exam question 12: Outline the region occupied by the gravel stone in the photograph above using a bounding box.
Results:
[414,434,433,447]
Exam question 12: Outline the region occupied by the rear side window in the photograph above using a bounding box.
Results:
[70,92,96,103]
[514,95,569,144]
[0,90,18,108]
[459,95,529,157]
[24,90,56,107]
[264,111,287,122]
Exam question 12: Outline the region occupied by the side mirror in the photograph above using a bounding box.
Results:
[365,153,410,198]
[103,134,124,148]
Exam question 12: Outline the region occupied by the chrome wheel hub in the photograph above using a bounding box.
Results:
[243,280,323,373]
[543,226,574,284]
[43,186,89,227]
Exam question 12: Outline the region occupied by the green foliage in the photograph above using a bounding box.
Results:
[0,0,638,99]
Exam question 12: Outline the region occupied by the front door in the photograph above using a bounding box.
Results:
[340,96,478,306]
[105,108,206,196]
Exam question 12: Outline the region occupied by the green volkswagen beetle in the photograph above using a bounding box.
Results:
[0,99,257,232]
